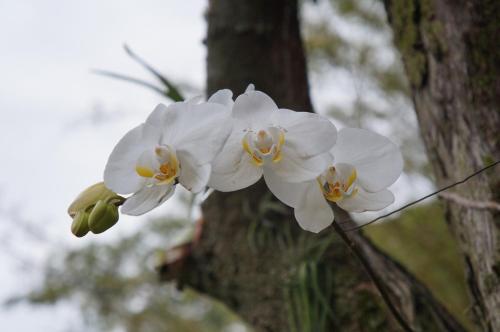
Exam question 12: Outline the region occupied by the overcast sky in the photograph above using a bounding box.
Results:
[0,1,431,330]
[0,1,208,330]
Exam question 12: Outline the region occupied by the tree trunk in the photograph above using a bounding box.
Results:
[159,0,467,331]
[383,1,500,330]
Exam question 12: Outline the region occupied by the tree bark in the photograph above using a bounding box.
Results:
[383,1,500,330]
[159,0,467,331]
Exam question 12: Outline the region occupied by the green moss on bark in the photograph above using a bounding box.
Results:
[386,0,448,88]
[387,0,426,87]
[386,0,426,87]
[464,1,500,107]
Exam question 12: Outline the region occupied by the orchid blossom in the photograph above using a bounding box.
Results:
[266,128,403,233]
[207,89,338,201]
[73,85,404,238]
[104,98,231,216]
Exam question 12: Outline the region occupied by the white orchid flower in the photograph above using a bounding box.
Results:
[266,128,403,233]
[104,98,231,216]
[208,88,338,196]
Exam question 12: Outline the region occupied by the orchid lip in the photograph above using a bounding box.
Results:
[135,144,180,186]
[319,165,358,202]
[242,126,285,166]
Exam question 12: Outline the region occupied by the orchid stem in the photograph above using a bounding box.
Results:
[331,220,414,332]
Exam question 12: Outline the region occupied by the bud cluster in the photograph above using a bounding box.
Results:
[68,182,124,237]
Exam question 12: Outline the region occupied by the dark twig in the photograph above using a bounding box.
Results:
[332,220,414,332]
[340,160,500,232]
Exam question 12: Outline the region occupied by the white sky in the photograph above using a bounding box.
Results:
[0,1,207,330]
[0,1,431,330]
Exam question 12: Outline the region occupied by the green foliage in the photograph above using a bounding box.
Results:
[282,231,337,332]
[281,222,396,332]
[284,262,335,332]
[240,194,339,331]
[364,201,475,331]
[93,45,185,102]
[7,217,248,332]
[242,191,291,252]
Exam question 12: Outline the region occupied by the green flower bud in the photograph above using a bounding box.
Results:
[88,200,119,234]
[68,182,118,218]
[71,211,90,237]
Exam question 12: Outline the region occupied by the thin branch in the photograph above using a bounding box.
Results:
[331,220,414,332]
[341,160,500,232]
[439,192,500,211]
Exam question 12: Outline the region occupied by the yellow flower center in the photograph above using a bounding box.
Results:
[318,165,358,202]
[242,127,285,166]
[135,145,180,185]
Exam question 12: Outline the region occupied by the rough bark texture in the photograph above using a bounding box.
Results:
[383,1,500,330]
[159,0,467,331]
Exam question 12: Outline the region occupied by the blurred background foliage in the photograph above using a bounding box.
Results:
[8,202,473,331]
[5,0,474,331]
[7,215,249,332]
[304,0,429,176]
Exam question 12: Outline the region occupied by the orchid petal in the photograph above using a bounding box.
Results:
[294,181,334,233]
[272,109,337,158]
[232,90,277,126]
[337,188,394,213]
[269,148,332,182]
[209,152,263,192]
[332,128,403,192]
[208,89,234,107]
[245,83,255,92]
[210,123,247,173]
[145,102,183,144]
[104,123,161,194]
[121,184,175,216]
[186,95,203,104]
[161,102,231,165]
[177,152,211,193]
[145,103,168,127]
[263,169,307,207]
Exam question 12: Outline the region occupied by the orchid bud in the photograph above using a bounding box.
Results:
[68,182,118,218]
[71,211,90,237]
[88,200,119,234]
